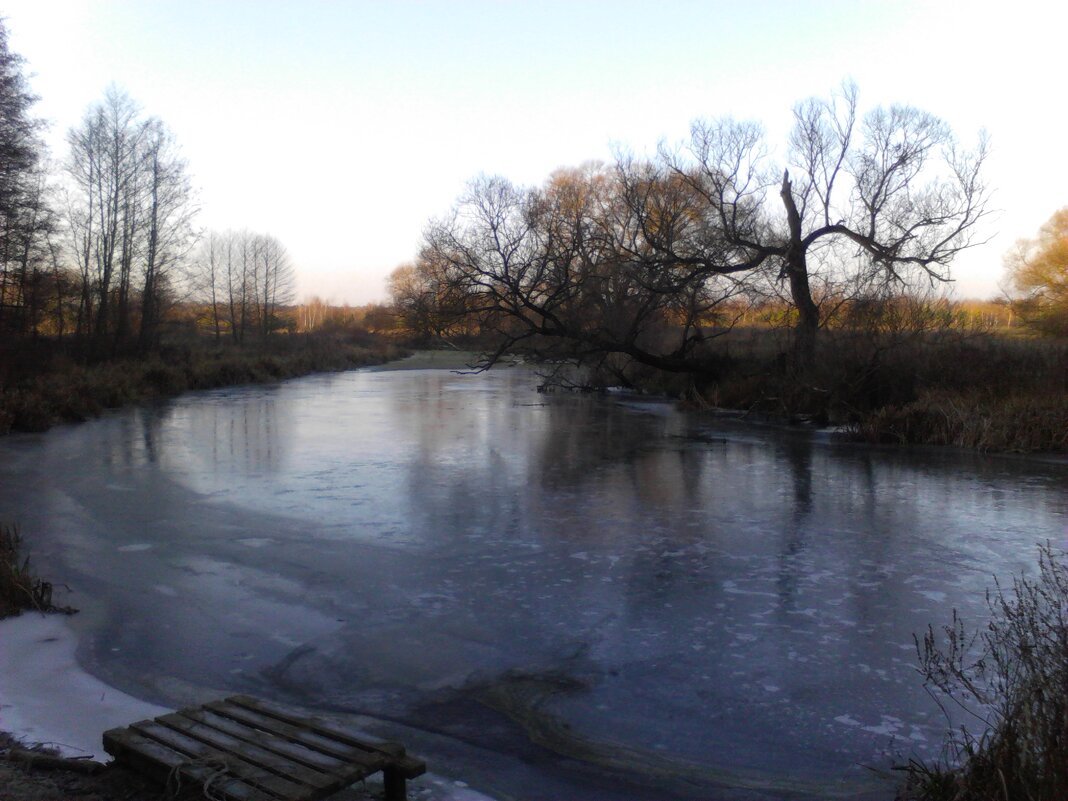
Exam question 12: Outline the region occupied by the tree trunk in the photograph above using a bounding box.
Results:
[780,171,819,367]
[786,252,819,367]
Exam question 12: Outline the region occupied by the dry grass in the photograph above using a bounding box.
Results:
[855,391,1068,453]
[539,325,1067,452]
[0,337,408,435]
[899,543,1068,800]
[697,329,1068,452]
[0,524,74,618]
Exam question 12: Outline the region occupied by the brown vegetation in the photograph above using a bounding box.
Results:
[0,523,74,618]
[898,544,1068,801]
[1005,208,1068,337]
[0,334,406,436]
[532,294,1067,452]
[714,328,1067,453]
[856,391,1067,453]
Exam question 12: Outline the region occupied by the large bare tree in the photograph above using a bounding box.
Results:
[659,83,990,363]
[419,85,990,374]
[420,161,748,379]
[66,87,143,345]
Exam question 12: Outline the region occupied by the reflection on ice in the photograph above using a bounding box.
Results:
[0,367,1065,799]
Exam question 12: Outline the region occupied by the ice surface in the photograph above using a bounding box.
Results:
[0,367,1064,800]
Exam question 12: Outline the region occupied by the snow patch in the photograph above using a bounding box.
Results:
[0,613,169,759]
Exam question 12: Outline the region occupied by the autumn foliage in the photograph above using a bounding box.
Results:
[1007,208,1068,336]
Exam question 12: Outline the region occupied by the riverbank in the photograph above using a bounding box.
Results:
[369,349,486,371]
[580,330,1068,454]
[0,336,408,436]
[0,612,172,801]
[378,346,1067,454]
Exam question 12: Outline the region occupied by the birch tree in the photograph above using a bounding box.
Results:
[66,88,196,350]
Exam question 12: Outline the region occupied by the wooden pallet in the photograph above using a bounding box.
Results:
[102,694,426,801]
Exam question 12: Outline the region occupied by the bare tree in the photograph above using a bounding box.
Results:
[137,118,196,350]
[192,229,230,342]
[191,228,294,342]
[422,161,750,379]
[0,18,49,338]
[388,256,480,346]
[65,87,197,350]
[66,87,145,347]
[254,233,294,336]
[659,82,991,363]
[420,87,989,377]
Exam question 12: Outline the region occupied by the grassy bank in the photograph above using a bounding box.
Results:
[853,390,1068,452]
[593,329,1068,454]
[0,336,408,435]
[0,523,73,618]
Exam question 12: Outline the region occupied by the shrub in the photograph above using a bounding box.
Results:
[0,337,409,435]
[0,524,75,618]
[140,361,189,396]
[857,392,1068,453]
[899,543,1068,800]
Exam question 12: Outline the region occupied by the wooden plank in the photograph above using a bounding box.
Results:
[105,696,425,801]
[383,754,426,779]
[225,695,426,777]
[383,768,409,801]
[156,711,341,794]
[103,727,272,801]
[179,707,357,778]
[226,696,388,752]
[378,747,427,779]
[131,720,308,800]
[204,700,386,770]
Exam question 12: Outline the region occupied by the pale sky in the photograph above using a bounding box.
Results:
[4,0,1066,304]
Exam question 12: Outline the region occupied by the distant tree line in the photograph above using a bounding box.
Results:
[0,20,294,357]
[193,229,294,344]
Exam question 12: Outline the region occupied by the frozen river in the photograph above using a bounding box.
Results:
[1,364,1065,799]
